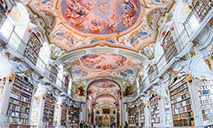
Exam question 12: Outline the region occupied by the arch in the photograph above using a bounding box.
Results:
[87,79,122,91]
[0,54,11,77]
[8,2,30,40]
[36,41,51,72]
[173,1,191,35]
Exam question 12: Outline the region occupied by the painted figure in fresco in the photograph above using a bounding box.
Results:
[76,86,85,96]
[123,0,134,10]
[106,21,116,32]
[123,84,133,96]
[98,2,107,14]
[90,19,102,33]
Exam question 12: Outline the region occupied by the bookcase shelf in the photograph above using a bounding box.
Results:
[61,104,67,126]
[43,93,56,126]
[169,77,194,126]
[67,106,79,127]
[6,75,33,125]
[140,104,145,126]
[195,79,213,125]
[192,0,212,21]
[128,107,139,127]
[63,76,69,94]
[162,31,177,63]
[24,33,42,65]
[150,94,160,127]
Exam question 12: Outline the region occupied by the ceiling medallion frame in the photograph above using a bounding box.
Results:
[77,53,130,72]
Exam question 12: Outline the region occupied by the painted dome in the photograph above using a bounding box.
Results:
[60,0,141,34]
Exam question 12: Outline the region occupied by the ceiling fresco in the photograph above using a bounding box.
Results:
[27,0,174,52]
[60,0,141,34]
[64,53,143,82]
[80,53,127,71]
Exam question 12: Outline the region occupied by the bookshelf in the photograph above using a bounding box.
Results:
[43,93,56,126]
[67,105,80,127]
[140,104,145,126]
[128,107,139,127]
[150,94,160,127]
[169,77,194,126]
[192,0,212,21]
[162,31,177,63]
[63,76,69,94]
[24,33,42,65]
[61,104,67,126]
[195,79,213,125]
[6,75,33,125]
[49,66,58,83]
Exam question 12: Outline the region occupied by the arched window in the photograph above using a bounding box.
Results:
[36,41,51,73]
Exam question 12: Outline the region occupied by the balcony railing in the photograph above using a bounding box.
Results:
[0,12,80,102]
[126,0,212,101]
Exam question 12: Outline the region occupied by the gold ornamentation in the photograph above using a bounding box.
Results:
[189,51,196,58]
[204,59,211,70]
[187,73,193,83]
[158,94,161,100]
[8,74,14,82]
[4,52,11,59]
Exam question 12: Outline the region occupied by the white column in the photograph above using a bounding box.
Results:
[188,79,203,126]
[0,74,13,124]
[159,96,166,127]
[144,97,150,127]
[93,108,96,125]
[30,84,46,127]
[115,109,117,124]
[138,109,141,127]
[55,96,64,128]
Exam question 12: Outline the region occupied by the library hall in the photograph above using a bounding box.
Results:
[0,0,212,127]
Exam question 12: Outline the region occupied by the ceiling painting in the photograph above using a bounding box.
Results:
[80,53,128,71]
[27,0,174,52]
[60,0,141,34]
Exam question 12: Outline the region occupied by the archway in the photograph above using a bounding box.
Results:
[86,79,122,127]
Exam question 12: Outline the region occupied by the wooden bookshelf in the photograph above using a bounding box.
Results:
[6,75,33,125]
[63,76,69,94]
[169,77,194,126]
[49,66,58,83]
[61,104,67,126]
[162,31,177,63]
[192,0,212,21]
[24,33,42,65]
[150,94,160,127]
[67,105,79,127]
[195,79,213,124]
[128,107,139,127]
[43,93,56,126]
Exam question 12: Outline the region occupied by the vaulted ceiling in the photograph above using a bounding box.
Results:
[24,0,175,104]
